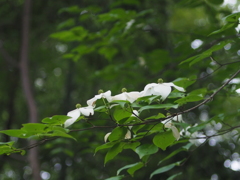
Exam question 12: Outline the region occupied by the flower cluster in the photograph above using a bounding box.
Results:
[64,79,185,141]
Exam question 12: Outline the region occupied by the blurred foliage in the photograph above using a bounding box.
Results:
[1,0,240,179]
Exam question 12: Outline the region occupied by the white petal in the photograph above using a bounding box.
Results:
[132,110,139,117]
[125,91,141,103]
[103,90,112,102]
[163,82,185,92]
[80,106,94,116]
[171,126,180,140]
[65,109,81,128]
[172,114,183,122]
[111,93,127,101]
[143,83,158,91]
[87,94,101,107]
[154,84,171,100]
[87,90,112,106]
[125,130,131,139]
[104,132,111,142]
[164,121,172,128]
[140,83,158,96]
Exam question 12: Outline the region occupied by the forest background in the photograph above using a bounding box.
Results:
[1,0,240,180]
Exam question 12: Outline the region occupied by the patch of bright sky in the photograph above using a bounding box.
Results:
[191,39,203,49]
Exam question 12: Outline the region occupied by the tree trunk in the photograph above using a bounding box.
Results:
[19,0,41,179]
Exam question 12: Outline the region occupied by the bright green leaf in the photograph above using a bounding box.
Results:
[139,104,178,112]
[42,115,70,125]
[113,108,132,122]
[153,131,176,150]
[135,144,158,159]
[108,127,128,142]
[104,142,125,164]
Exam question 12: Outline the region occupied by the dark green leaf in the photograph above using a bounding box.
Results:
[127,162,144,177]
[105,175,125,180]
[166,172,183,180]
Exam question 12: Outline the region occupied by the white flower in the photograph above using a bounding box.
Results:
[125,130,131,139]
[161,115,183,141]
[140,82,185,101]
[87,90,112,107]
[110,91,141,103]
[64,106,94,128]
[163,121,180,141]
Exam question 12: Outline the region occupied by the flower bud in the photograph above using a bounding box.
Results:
[98,89,104,94]
[76,104,81,109]
[121,88,127,92]
[157,78,163,84]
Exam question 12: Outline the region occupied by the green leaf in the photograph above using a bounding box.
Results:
[110,100,128,108]
[174,95,204,105]
[150,164,175,179]
[168,92,185,98]
[149,123,164,133]
[139,104,178,112]
[113,108,132,122]
[123,142,140,150]
[95,141,118,154]
[42,115,70,125]
[127,162,144,177]
[180,41,231,66]
[145,113,166,120]
[166,172,182,180]
[104,142,125,164]
[51,130,76,141]
[99,47,118,61]
[0,141,24,155]
[153,131,176,150]
[21,123,50,133]
[150,159,185,179]
[188,123,207,133]
[135,95,163,104]
[57,18,75,30]
[108,127,128,142]
[135,144,158,159]
[132,124,145,134]
[208,23,236,36]
[173,76,196,89]
[105,175,125,180]
[117,162,140,175]
[94,105,107,112]
[0,129,30,138]
[158,143,192,165]
[58,6,82,14]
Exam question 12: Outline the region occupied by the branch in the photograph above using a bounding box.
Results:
[6,68,240,153]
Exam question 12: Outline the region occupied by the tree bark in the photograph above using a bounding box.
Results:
[19,0,41,179]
